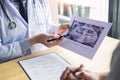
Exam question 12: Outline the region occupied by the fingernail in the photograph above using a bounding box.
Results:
[75,72,82,77]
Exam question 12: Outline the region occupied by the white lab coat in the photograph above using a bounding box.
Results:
[0,0,55,62]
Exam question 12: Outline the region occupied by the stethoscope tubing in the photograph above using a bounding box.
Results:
[0,1,17,29]
[0,0,43,23]
[0,1,12,22]
[0,0,45,29]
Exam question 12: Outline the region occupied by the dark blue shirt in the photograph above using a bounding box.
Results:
[9,0,28,22]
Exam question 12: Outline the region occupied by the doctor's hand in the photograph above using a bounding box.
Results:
[53,23,70,35]
[29,34,63,47]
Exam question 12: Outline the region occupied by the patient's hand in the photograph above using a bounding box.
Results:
[60,64,107,80]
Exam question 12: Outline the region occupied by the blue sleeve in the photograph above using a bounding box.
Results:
[19,39,31,55]
[0,40,22,63]
[0,37,31,63]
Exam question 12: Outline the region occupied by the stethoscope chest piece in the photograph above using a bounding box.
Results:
[8,22,16,30]
[0,1,16,30]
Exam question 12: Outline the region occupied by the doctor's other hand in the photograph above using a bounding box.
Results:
[54,23,70,35]
[29,34,63,47]
[60,64,104,80]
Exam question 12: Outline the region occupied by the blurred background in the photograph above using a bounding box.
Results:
[49,0,109,24]
[49,0,120,39]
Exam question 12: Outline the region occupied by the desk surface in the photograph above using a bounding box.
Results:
[0,36,119,80]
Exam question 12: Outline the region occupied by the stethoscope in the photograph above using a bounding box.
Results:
[0,1,16,30]
[0,0,45,30]
[33,0,46,25]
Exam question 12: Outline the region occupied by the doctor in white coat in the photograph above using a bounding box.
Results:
[0,0,69,63]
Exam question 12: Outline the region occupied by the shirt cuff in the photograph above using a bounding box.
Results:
[19,39,31,55]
